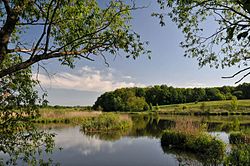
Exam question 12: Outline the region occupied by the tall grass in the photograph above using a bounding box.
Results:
[81,113,132,132]
[34,108,102,124]
[161,118,225,164]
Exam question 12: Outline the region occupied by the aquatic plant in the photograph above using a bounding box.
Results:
[81,113,132,132]
[161,130,225,164]
[229,132,250,144]
[225,143,250,165]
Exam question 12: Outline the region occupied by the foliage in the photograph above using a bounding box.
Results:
[161,118,225,164]
[0,123,56,165]
[155,0,250,82]
[200,102,206,112]
[0,22,56,165]
[229,132,250,144]
[225,144,250,165]
[0,54,41,125]
[161,130,225,164]
[93,83,250,112]
[93,88,149,112]
[231,96,238,111]
[81,113,132,132]
[0,0,149,78]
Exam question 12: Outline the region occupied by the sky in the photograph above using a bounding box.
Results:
[31,1,250,106]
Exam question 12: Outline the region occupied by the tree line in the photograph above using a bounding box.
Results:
[93,83,250,112]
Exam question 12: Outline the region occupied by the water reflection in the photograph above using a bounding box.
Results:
[0,122,57,165]
[1,115,249,165]
[52,128,180,166]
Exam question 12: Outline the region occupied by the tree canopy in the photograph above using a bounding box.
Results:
[0,0,149,78]
[155,0,250,83]
[0,0,149,121]
[93,83,250,112]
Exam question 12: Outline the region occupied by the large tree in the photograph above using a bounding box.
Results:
[155,0,250,83]
[0,0,149,163]
[0,0,149,121]
[0,0,149,78]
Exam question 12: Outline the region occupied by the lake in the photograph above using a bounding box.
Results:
[1,115,249,165]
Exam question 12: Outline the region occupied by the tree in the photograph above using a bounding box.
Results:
[155,0,250,83]
[2,0,152,162]
[0,0,149,78]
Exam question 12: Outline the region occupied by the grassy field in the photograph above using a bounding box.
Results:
[157,99,250,115]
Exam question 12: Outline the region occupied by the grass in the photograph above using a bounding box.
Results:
[34,107,102,124]
[229,132,250,144]
[157,99,250,115]
[81,113,132,132]
[32,99,250,124]
[225,143,250,165]
[35,107,131,125]
[161,118,226,164]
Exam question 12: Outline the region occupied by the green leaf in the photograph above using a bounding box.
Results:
[237,31,249,41]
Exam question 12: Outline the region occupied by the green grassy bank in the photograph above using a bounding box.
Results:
[156,99,250,115]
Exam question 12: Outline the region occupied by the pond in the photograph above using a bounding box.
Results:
[1,115,250,165]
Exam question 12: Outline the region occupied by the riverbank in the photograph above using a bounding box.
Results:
[34,99,250,124]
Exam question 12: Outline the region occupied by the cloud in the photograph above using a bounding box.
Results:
[35,66,144,92]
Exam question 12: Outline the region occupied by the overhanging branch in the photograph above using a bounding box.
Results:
[222,66,250,83]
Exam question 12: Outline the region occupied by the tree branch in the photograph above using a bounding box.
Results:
[222,67,250,83]
[2,0,11,15]
[0,51,94,78]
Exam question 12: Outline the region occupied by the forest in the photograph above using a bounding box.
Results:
[93,83,250,112]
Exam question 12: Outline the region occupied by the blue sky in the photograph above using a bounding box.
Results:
[33,1,250,106]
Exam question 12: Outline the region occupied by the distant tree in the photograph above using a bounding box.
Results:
[192,88,206,102]
[125,96,149,112]
[236,83,250,98]
[155,0,250,83]
[93,83,250,112]
[232,90,244,99]
[205,88,225,101]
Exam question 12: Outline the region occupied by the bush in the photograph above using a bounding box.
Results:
[229,132,249,144]
[161,130,225,163]
[200,102,206,112]
[161,130,187,147]
[225,144,250,165]
[231,96,238,111]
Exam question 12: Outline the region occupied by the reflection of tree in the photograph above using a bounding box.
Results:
[0,122,57,165]
[129,115,174,138]
[161,145,202,166]
[80,130,131,142]
[161,143,223,166]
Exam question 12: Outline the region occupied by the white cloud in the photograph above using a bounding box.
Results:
[35,66,144,92]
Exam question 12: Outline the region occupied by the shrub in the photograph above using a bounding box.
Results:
[200,102,206,112]
[182,105,188,110]
[231,96,238,111]
[225,144,250,165]
[229,132,250,144]
[161,130,225,164]
[161,130,187,147]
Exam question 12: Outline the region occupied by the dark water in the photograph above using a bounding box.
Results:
[1,115,249,165]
